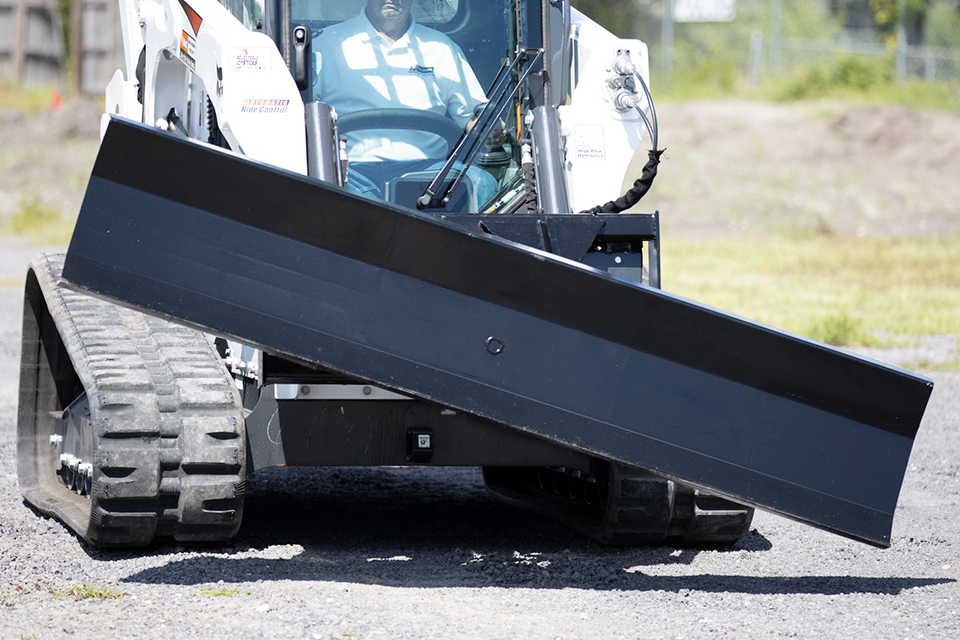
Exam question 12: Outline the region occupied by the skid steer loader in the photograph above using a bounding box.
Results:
[18,0,932,549]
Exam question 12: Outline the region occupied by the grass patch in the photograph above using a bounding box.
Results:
[658,50,960,113]
[899,358,960,372]
[1,196,76,245]
[198,586,239,597]
[47,583,127,600]
[759,54,960,112]
[663,234,960,347]
[0,78,61,114]
[806,312,865,347]
[662,59,747,101]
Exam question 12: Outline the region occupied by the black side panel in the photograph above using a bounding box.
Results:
[63,118,934,547]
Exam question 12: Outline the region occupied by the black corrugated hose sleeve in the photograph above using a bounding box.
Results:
[581,148,665,214]
[522,157,538,213]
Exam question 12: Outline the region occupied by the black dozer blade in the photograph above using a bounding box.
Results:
[63,117,933,548]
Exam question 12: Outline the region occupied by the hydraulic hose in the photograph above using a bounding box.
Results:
[581,70,663,214]
[521,141,538,213]
[579,148,664,214]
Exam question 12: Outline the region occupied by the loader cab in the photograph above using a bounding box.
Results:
[287,0,520,91]
[233,0,557,213]
[223,0,266,31]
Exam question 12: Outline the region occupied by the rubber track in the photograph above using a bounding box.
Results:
[483,463,754,546]
[18,254,245,547]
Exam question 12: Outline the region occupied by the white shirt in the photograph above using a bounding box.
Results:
[313,9,487,162]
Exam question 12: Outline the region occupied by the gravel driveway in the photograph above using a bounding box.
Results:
[0,243,957,639]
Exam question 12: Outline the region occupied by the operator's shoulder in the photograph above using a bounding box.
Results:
[411,24,462,49]
[317,15,363,40]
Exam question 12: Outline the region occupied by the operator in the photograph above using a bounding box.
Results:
[312,0,497,206]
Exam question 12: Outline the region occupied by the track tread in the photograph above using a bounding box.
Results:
[18,253,246,547]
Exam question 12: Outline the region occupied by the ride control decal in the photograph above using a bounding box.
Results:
[178,0,203,36]
[241,99,290,114]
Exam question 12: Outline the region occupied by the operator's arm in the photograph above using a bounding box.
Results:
[442,42,488,128]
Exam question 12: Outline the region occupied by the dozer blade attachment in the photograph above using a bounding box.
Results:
[63,118,932,547]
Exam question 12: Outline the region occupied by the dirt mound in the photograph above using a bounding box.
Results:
[0,95,101,226]
[2,97,959,239]
[43,95,104,141]
[638,100,960,238]
[829,105,960,180]
[0,95,102,146]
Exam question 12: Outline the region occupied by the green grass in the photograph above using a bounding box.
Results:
[901,357,960,372]
[660,52,960,113]
[0,78,62,114]
[663,234,960,347]
[759,54,960,112]
[660,59,746,101]
[47,583,127,600]
[198,586,239,597]
[0,81,90,246]
[1,196,77,245]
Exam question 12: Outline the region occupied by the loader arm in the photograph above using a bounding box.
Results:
[104,0,306,173]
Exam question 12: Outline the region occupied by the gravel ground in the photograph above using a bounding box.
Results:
[0,243,958,639]
[1,97,958,638]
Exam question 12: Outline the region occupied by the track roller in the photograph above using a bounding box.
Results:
[483,462,753,546]
[17,254,246,547]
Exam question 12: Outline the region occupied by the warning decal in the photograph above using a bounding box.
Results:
[179,30,197,70]
[178,0,203,36]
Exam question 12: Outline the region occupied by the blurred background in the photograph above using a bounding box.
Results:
[3,1,960,104]
[0,0,958,359]
[582,0,960,103]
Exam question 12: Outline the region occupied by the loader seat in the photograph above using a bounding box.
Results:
[291,0,508,88]
[295,0,506,211]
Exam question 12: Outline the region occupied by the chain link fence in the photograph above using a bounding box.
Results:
[575,0,960,88]
[6,1,960,91]
[764,0,960,85]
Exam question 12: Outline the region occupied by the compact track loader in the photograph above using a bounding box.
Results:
[18,0,932,549]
